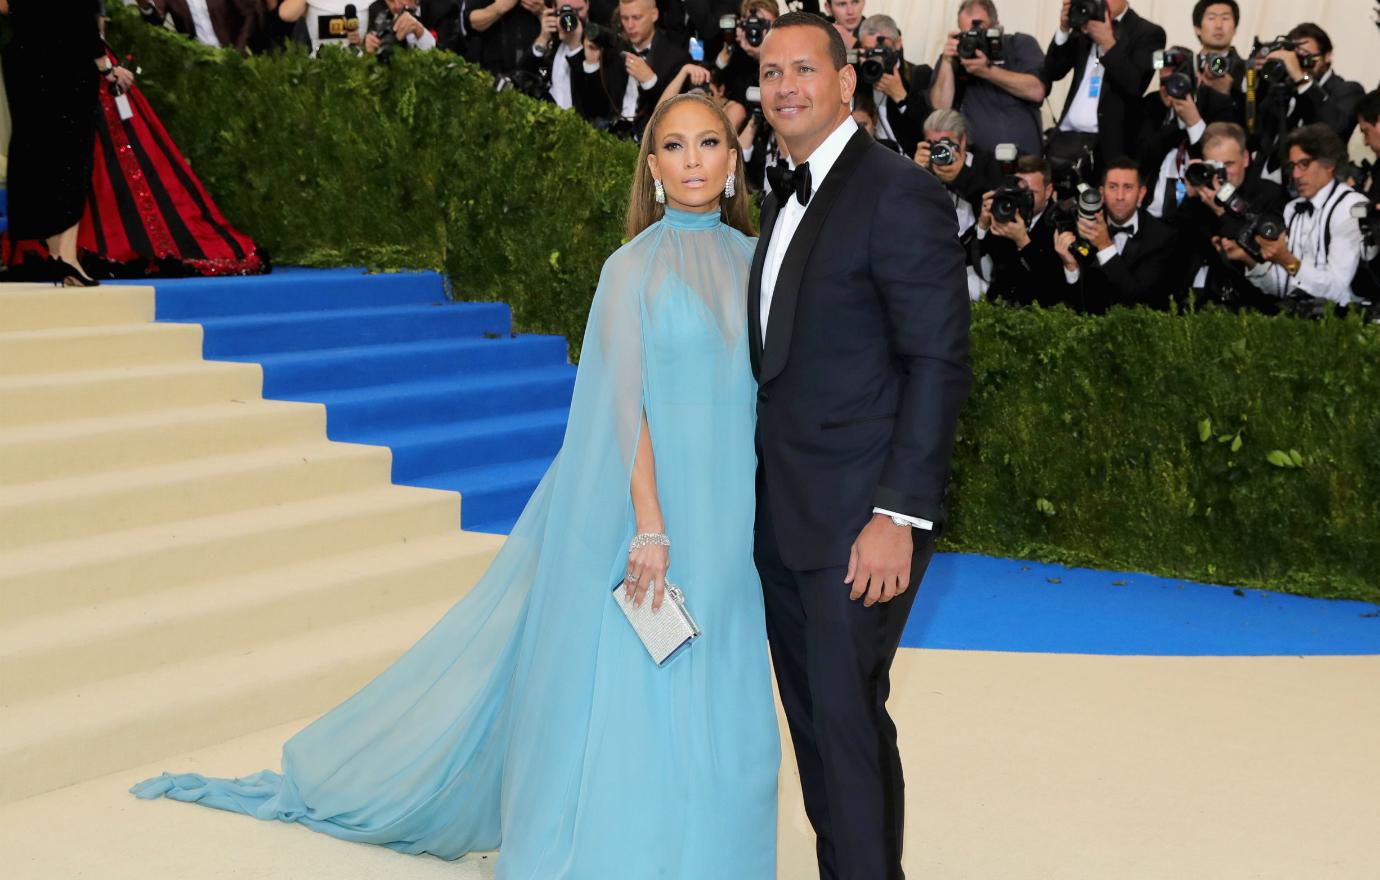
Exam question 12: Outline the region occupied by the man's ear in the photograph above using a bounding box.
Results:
[838,61,858,106]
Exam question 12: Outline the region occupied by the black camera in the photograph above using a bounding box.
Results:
[1154,47,1195,99]
[585,21,634,56]
[1068,0,1107,30]
[1057,184,1104,265]
[929,137,961,168]
[1198,51,1232,79]
[853,38,900,87]
[957,24,1003,62]
[1184,160,1228,189]
[991,177,1036,225]
[494,70,547,99]
[555,3,579,34]
[742,16,770,48]
[1252,36,1315,88]
[1354,201,1380,249]
[1215,184,1286,262]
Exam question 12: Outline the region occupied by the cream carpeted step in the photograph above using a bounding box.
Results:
[0,321,203,377]
[0,441,395,548]
[0,532,501,705]
[0,595,470,803]
[0,484,462,622]
[0,399,328,484]
[0,283,154,332]
[0,360,263,427]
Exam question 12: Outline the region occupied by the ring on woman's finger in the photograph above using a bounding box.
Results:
[625,574,640,585]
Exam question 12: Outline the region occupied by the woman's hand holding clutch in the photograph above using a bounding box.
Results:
[625,533,671,613]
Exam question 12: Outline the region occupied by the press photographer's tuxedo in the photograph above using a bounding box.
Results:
[570,30,689,134]
[751,119,971,880]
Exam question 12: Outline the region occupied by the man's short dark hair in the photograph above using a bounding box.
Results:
[1191,0,1239,28]
[770,10,849,70]
[1015,154,1052,185]
[1287,22,1333,55]
[1101,156,1143,185]
[1357,89,1380,126]
[957,0,1000,25]
[1282,122,1346,168]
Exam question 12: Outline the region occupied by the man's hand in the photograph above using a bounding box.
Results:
[1059,0,1072,33]
[877,64,907,103]
[978,190,995,231]
[993,213,1031,248]
[110,65,136,90]
[1054,229,1080,270]
[1079,210,1113,251]
[845,514,914,607]
[393,10,424,40]
[959,49,991,79]
[1256,230,1293,267]
[538,8,559,41]
[364,31,381,53]
[1201,70,1234,96]
[1214,235,1256,268]
[914,140,932,169]
[1170,93,1202,127]
[1085,6,1115,51]
[518,0,545,14]
[1265,48,1305,83]
[941,30,960,60]
[932,142,965,184]
[626,52,655,84]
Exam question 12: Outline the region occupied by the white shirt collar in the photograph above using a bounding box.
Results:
[787,116,859,178]
[1110,211,1139,235]
[1307,180,1338,212]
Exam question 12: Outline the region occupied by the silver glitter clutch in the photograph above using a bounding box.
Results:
[611,578,701,667]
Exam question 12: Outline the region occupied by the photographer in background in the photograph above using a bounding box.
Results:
[364,0,459,57]
[1044,0,1166,172]
[930,0,1046,158]
[573,0,690,137]
[824,0,863,49]
[1175,122,1286,309]
[852,15,930,158]
[465,0,542,73]
[524,0,588,108]
[587,0,688,47]
[1191,1,1246,121]
[1217,123,1368,308]
[977,155,1074,307]
[135,0,263,54]
[1137,45,1236,221]
[1357,90,1380,204]
[1059,156,1177,311]
[1254,24,1365,149]
[278,0,368,53]
[916,109,1001,300]
[714,0,778,109]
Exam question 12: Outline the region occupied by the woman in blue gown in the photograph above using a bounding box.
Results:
[131,93,781,878]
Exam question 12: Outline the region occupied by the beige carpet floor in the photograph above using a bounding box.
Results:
[4,649,1377,880]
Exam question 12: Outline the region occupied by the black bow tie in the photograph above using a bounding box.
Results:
[768,161,813,207]
[1296,201,1315,216]
[1109,224,1136,237]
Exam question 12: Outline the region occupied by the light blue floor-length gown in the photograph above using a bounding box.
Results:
[130,206,781,878]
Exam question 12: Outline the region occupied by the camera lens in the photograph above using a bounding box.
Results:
[1076,186,1103,221]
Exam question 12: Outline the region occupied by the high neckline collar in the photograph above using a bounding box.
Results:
[662,206,724,231]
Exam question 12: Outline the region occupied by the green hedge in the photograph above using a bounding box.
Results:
[107,9,1380,603]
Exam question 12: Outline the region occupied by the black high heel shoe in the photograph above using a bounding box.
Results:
[50,257,100,288]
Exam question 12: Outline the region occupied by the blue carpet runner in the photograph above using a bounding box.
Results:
[143,267,573,534]
[116,268,1376,656]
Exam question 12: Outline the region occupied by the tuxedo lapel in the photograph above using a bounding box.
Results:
[759,129,872,386]
[749,192,781,380]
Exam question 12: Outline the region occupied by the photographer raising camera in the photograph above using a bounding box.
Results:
[526,0,588,109]
[852,15,929,158]
[930,0,1046,158]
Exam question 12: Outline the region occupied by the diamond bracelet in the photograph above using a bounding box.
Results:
[629,533,670,552]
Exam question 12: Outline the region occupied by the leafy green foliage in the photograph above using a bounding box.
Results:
[110,8,1380,603]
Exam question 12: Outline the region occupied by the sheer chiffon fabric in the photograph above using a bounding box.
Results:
[130,207,780,879]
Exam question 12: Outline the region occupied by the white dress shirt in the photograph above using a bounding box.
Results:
[537,38,581,110]
[1055,9,1127,134]
[1147,113,1206,219]
[1245,180,1367,305]
[619,38,658,121]
[759,116,933,531]
[186,0,222,47]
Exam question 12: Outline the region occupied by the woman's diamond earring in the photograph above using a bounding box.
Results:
[725,173,737,198]
[654,179,666,204]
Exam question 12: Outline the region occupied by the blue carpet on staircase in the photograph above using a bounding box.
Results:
[114,268,1377,657]
[133,267,573,533]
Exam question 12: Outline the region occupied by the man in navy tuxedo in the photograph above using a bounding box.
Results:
[750,13,971,880]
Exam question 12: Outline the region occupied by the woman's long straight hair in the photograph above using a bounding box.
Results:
[626,93,756,240]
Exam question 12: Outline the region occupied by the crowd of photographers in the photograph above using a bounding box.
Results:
[138,0,1380,317]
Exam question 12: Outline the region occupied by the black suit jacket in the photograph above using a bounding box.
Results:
[750,128,972,571]
[854,62,933,159]
[366,0,462,54]
[1294,72,1367,141]
[142,0,262,53]
[982,211,1072,308]
[1068,207,1178,311]
[1177,176,1288,310]
[571,30,689,135]
[1043,8,1166,162]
